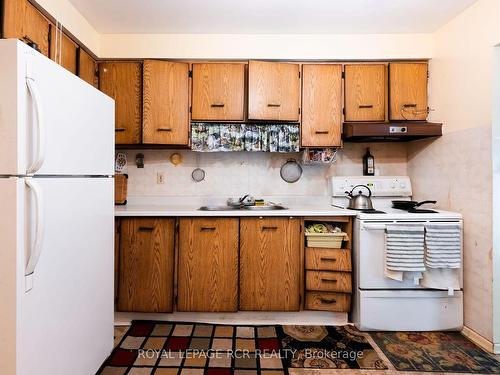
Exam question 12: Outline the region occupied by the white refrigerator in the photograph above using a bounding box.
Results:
[0,39,115,375]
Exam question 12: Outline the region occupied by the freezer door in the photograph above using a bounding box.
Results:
[0,177,114,375]
[0,39,114,176]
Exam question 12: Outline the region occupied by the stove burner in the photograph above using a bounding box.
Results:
[349,208,386,214]
[407,208,438,213]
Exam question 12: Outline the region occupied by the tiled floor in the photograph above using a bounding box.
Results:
[112,326,499,375]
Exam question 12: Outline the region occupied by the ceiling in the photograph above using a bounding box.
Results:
[69,0,477,34]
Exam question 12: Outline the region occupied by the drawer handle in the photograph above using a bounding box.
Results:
[138,226,154,232]
[200,227,216,231]
[315,130,329,135]
[262,226,278,231]
[403,103,417,108]
[157,128,172,132]
[321,278,338,283]
[267,103,281,107]
[320,298,336,304]
[359,104,373,109]
[211,103,225,108]
[115,128,126,132]
[320,257,337,262]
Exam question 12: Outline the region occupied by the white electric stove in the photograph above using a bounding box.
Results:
[331,176,464,331]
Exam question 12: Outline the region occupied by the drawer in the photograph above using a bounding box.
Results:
[305,292,351,312]
[306,271,352,293]
[305,248,351,271]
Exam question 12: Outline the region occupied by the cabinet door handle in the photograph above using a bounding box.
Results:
[321,278,338,283]
[403,103,417,108]
[267,103,281,107]
[200,227,216,231]
[320,298,336,304]
[315,130,329,135]
[157,128,172,132]
[138,226,154,232]
[211,103,225,108]
[115,128,126,132]
[262,226,278,231]
[358,104,373,109]
[320,257,337,262]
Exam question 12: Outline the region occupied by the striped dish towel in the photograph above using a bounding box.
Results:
[385,224,425,272]
[424,224,462,268]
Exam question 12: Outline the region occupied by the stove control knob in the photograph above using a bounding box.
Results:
[400,182,406,189]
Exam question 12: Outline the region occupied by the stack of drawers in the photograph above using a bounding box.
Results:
[304,247,352,312]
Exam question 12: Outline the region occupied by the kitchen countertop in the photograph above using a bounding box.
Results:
[115,196,357,217]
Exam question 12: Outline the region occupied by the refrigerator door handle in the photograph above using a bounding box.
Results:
[25,178,45,291]
[26,78,46,175]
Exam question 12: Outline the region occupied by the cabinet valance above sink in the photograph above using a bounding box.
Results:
[191,123,300,152]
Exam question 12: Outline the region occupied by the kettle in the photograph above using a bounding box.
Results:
[345,185,373,210]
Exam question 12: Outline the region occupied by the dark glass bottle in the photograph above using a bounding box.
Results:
[363,148,375,176]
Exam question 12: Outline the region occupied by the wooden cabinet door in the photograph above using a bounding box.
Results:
[240,217,301,311]
[78,49,97,87]
[178,218,239,312]
[248,61,300,121]
[117,218,175,312]
[192,63,245,121]
[345,64,386,122]
[389,62,428,120]
[50,28,78,74]
[99,62,142,144]
[301,64,343,147]
[143,60,190,145]
[3,0,50,56]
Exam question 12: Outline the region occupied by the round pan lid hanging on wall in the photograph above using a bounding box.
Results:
[280,158,303,183]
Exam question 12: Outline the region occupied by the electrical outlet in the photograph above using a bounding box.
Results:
[157,172,165,184]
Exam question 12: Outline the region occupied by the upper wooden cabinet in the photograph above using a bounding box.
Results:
[78,49,97,87]
[49,28,78,74]
[248,61,300,121]
[301,64,343,147]
[117,218,175,313]
[389,62,428,121]
[99,62,142,144]
[344,64,387,122]
[239,217,301,311]
[178,218,239,312]
[3,0,50,56]
[192,63,245,121]
[143,60,190,145]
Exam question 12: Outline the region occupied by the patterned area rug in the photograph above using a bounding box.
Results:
[371,331,500,373]
[98,321,385,374]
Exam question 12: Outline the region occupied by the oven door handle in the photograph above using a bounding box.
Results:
[361,224,387,231]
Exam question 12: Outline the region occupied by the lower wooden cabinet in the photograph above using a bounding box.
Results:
[305,292,351,312]
[239,217,302,311]
[177,218,239,312]
[117,218,175,312]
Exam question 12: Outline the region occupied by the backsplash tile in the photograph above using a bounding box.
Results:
[120,143,407,197]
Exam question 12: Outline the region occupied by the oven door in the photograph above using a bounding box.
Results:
[356,219,426,289]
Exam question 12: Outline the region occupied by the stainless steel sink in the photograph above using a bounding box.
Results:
[198,205,288,211]
[198,205,240,211]
[242,205,288,211]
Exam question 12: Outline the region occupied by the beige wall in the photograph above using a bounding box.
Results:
[409,0,500,343]
[34,0,101,54]
[99,33,433,59]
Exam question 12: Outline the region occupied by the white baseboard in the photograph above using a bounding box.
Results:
[461,326,495,353]
[115,311,348,326]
